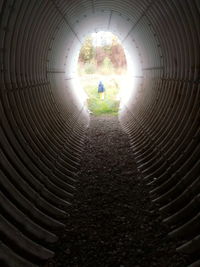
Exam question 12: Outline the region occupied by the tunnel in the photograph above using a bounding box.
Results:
[0,0,200,266]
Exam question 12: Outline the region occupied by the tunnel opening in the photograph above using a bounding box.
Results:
[0,0,199,266]
[75,31,135,115]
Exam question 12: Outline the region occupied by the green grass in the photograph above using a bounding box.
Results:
[80,75,120,115]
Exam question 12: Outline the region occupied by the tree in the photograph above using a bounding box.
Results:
[78,33,127,73]
[95,47,106,66]
[79,37,94,63]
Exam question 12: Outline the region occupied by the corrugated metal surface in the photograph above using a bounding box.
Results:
[0,0,199,266]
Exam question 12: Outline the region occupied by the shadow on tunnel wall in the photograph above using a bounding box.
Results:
[0,0,199,266]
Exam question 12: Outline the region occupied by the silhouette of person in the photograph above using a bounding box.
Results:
[98,81,105,100]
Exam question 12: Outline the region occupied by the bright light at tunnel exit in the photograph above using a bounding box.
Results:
[71,31,139,112]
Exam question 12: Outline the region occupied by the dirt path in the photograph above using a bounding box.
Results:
[49,115,190,267]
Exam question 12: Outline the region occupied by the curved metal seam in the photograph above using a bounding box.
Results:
[122,0,156,43]
[50,0,82,44]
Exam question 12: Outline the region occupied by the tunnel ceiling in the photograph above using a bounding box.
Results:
[0,0,200,266]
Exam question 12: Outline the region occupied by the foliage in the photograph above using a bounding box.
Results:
[79,37,94,62]
[78,34,127,74]
[84,62,96,74]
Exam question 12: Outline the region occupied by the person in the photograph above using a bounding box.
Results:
[98,81,105,100]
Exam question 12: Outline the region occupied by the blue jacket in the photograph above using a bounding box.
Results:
[98,81,105,93]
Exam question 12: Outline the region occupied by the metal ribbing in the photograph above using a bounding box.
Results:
[0,0,199,266]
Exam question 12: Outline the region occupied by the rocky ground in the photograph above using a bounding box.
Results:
[45,115,191,267]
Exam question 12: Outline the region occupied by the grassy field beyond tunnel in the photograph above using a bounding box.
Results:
[79,74,125,115]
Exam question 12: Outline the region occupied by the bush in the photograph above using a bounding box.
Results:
[84,62,96,74]
[100,57,114,75]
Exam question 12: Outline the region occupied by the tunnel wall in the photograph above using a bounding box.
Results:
[0,0,199,266]
[0,1,89,266]
[119,2,200,265]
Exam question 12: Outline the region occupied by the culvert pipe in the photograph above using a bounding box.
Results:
[0,0,199,266]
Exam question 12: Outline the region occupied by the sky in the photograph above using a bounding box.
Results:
[91,31,120,47]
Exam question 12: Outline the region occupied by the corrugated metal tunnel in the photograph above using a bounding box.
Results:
[0,0,199,266]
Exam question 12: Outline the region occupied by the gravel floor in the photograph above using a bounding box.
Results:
[47,115,191,267]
